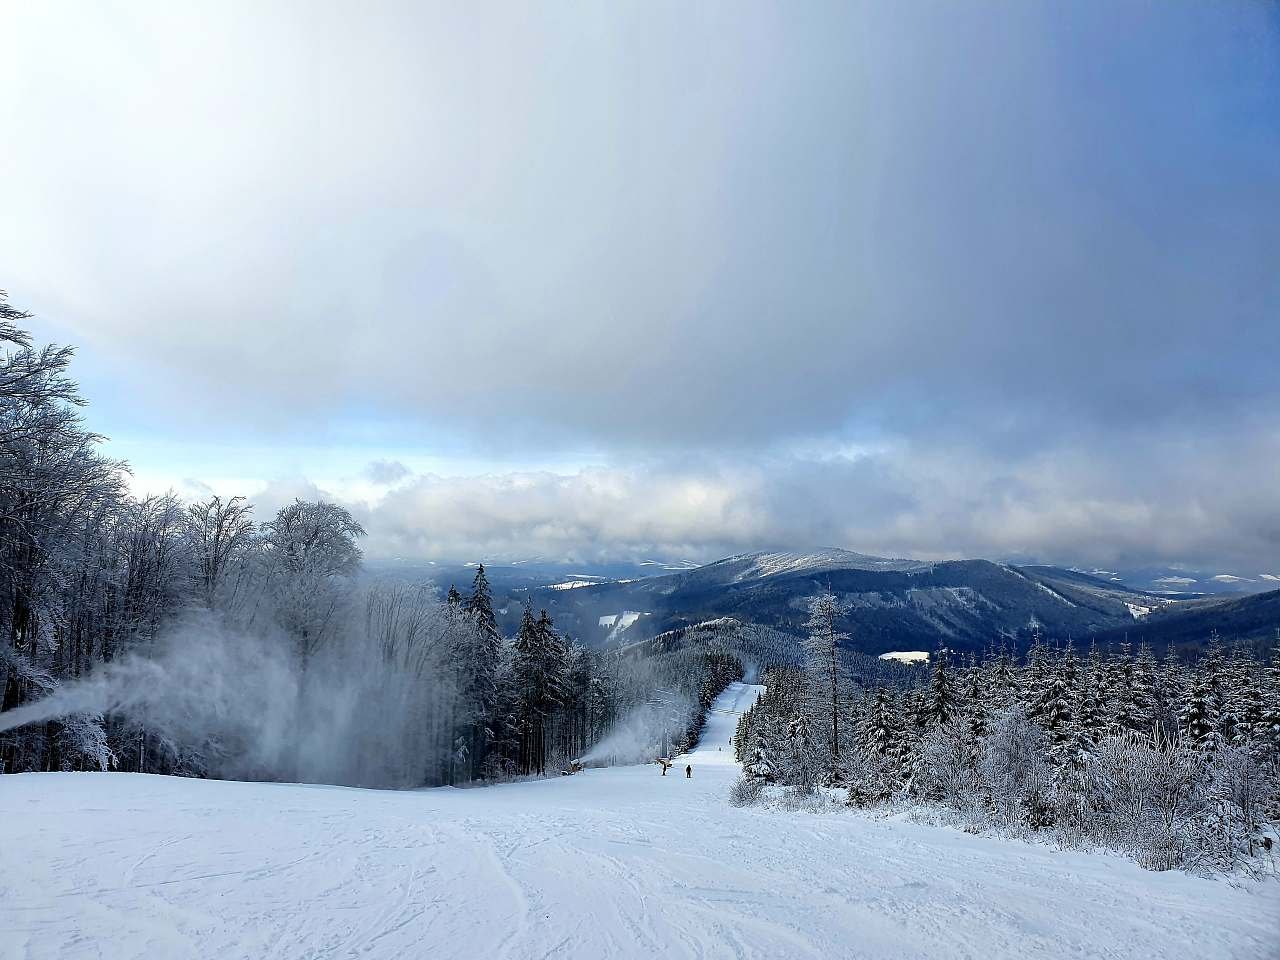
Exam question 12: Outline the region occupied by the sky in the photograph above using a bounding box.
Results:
[2,1,1278,574]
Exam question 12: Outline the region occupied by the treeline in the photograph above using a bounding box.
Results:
[632,617,916,688]
[734,599,1280,874]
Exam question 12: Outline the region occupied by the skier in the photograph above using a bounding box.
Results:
[685,764,692,779]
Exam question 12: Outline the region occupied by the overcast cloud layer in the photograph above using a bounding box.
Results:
[2,2,1277,571]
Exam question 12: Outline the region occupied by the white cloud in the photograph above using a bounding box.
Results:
[1,4,1277,573]
[221,430,1280,571]
[364,460,411,487]
[2,2,1276,454]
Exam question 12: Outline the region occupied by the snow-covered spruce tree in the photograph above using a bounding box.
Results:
[847,686,907,805]
[1131,643,1160,737]
[1040,645,1079,767]
[730,739,775,807]
[511,605,569,776]
[1104,642,1141,735]
[536,609,570,766]
[1073,643,1108,755]
[555,641,593,765]
[1152,648,1187,745]
[1220,651,1259,748]
[987,648,1018,712]
[745,744,776,783]
[512,604,542,776]
[783,713,823,796]
[1264,641,1280,764]
[959,657,988,739]
[922,645,956,727]
[1020,636,1052,721]
[859,687,905,760]
[1244,639,1280,824]
[1180,670,1219,751]
[803,591,846,771]
[454,563,502,780]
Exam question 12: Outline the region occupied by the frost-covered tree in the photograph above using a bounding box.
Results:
[1180,671,1219,751]
[921,646,956,728]
[186,495,255,609]
[512,605,569,775]
[744,634,1279,874]
[0,292,126,772]
[784,713,822,795]
[261,499,365,664]
[803,591,846,765]
[450,564,504,780]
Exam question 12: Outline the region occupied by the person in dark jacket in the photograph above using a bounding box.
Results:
[685,764,692,779]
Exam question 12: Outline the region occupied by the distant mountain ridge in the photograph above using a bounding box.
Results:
[1090,588,1280,656]
[373,549,1276,656]
[518,549,1193,655]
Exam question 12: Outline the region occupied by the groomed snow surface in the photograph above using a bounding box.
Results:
[3,683,1276,960]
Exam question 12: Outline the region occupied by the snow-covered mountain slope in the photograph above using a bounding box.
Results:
[530,551,1174,654]
[709,548,930,580]
[3,684,1274,960]
[1090,586,1280,654]
[685,680,764,764]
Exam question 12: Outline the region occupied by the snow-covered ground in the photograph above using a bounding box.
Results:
[2,682,1276,960]
[879,650,930,664]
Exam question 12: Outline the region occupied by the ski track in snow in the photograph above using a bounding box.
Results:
[2,682,1276,960]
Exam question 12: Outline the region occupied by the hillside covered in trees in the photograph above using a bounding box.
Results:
[734,600,1280,875]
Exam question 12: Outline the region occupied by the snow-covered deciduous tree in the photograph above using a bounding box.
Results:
[260,499,366,665]
[187,495,255,610]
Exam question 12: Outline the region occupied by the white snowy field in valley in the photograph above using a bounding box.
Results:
[3,683,1277,960]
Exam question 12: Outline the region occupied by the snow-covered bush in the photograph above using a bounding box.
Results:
[728,774,763,807]
[980,707,1055,831]
[1075,732,1208,870]
[53,713,115,772]
[914,719,984,820]
[744,746,776,783]
[1205,744,1276,871]
[842,747,900,807]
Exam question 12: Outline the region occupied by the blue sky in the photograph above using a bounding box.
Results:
[2,1,1277,571]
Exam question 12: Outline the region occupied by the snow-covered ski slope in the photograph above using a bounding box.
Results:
[686,679,764,766]
[2,682,1275,960]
